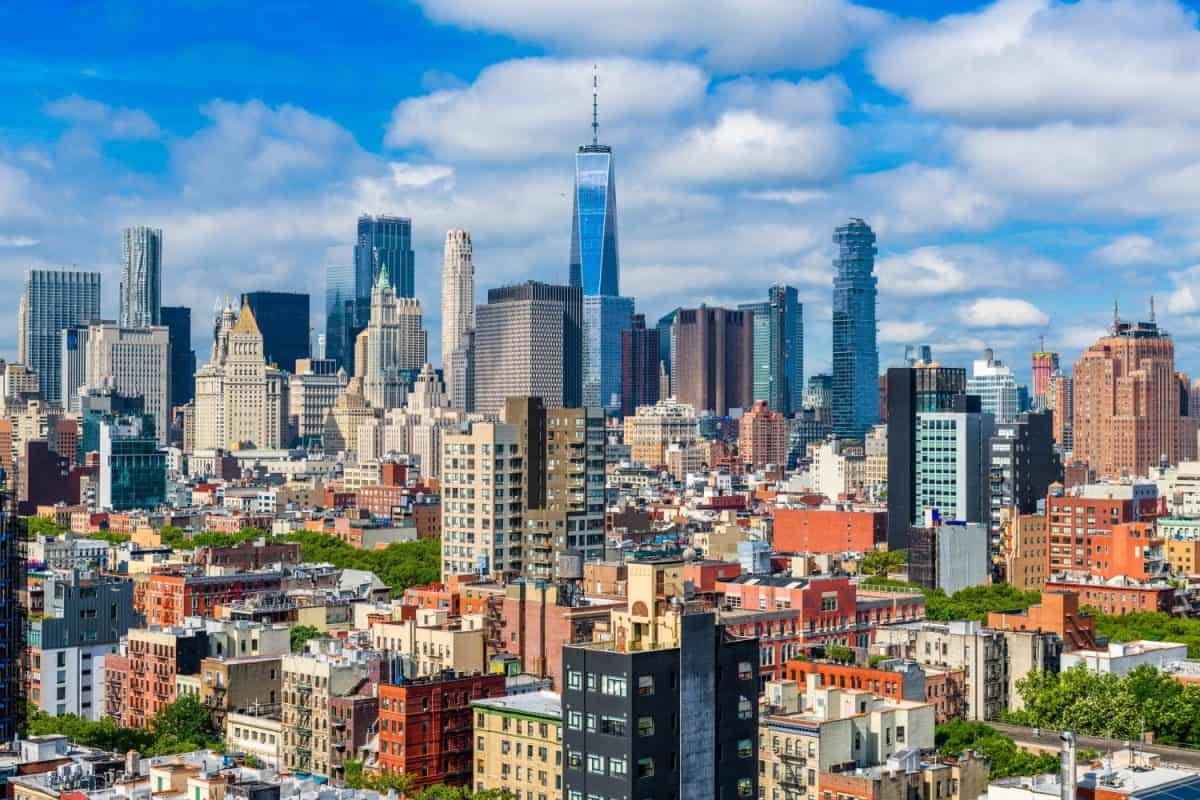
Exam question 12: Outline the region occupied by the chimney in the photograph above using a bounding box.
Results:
[1060,731,1076,800]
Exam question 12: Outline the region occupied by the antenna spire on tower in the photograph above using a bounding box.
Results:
[592,64,599,146]
[1150,294,1156,323]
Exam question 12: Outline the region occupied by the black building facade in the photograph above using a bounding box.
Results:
[241,291,310,373]
[562,612,758,800]
[885,365,968,550]
[161,306,195,408]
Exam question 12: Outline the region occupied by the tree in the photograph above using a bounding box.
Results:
[149,694,221,754]
[22,515,65,539]
[290,625,322,652]
[825,644,855,664]
[924,584,1042,623]
[1091,610,1200,659]
[283,531,440,597]
[937,719,1058,779]
[159,525,189,549]
[862,549,907,577]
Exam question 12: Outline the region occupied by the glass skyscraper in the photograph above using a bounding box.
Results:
[569,144,619,297]
[831,218,879,439]
[583,295,634,411]
[325,263,358,371]
[20,269,101,404]
[739,285,803,415]
[242,291,310,373]
[355,214,415,300]
[161,306,195,409]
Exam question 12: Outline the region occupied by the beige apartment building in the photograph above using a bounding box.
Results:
[623,397,698,467]
[1001,508,1049,591]
[280,647,369,779]
[226,708,283,768]
[370,609,486,678]
[200,655,281,731]
[472,690,562,799]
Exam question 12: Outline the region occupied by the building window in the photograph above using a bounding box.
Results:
[737,739,753,758]
[587,754,604,774]
[637,717,655,737]
[602,675,627,697]
[567,670,582,690]
[737,661,753,681]
[637,675,654,696]
[637,757,655,778]
[567,711,582,730]
[610,757,627,776]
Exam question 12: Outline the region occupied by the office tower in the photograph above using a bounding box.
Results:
[1050,370,1073,450]
[80,322,171,446]
[967,348,1020,423]
[194,299,289,451]
[160,306,195,409]
[582,295,634,411]
[885,364,968,549]
[562,560,759,800]
[60,326,89,413]
[569,78,619,296]
[913,394,994,525]
[359,270,427,409]
[119,225,162,327]
[904,344,934,365]
[671,306,753,417]
[20,269,101,404]
[989,411,1061,534]
[98,413,165,510]
[738,401,787,468]
[447,331,474,411]
[288,358,348,446]
[832,218,879,438]
[1073,305,1194,477]
[240,291,309,373]
[1031,346,1059,408]
[355,214,415,299]
[440,229,474,401]
[324,263,360,371]
[656,309,677,388]
[740,284,803,414]
[621,314,660,417]
[473,281,583,416]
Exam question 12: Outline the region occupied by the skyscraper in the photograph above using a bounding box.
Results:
[671,306,753,417]
[359,270,427,410]
[1072,306,1195,477]
[81,322,171,445]
[569,76,619,297]
[967,348,1020,424]
[621,314,660,417]
[473,281,582,416]
[1031,346,1060,409]
[913,394,994,525]
[324,263,359,372]
[120,226,162,327]
[832,218,879,438]
[355,214,414,300]
[241,291,310,373]
[739,285,803,415]
[161,306,195,408]
[656,309,677,388]
[20,269,102,404]
[440,229,474,400]
[582,295,633,411]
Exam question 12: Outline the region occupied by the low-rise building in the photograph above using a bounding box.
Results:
[472,690,562,798]
[226,708,283,768]
[1061,640,1189,675]
[370,609,486,679]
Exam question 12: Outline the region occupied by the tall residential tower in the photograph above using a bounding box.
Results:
[440,229,474,401]
[832,218,879,439]
[120,225,162,327]
[20,269,102,404]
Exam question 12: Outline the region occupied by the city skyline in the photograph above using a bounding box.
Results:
[4,1,1200,381]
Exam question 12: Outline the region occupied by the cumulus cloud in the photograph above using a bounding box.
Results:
[956,297,1050,329]
[876,245,1063,298]
[44,95,161,139]
[870,0,1200,126]
[1093,234,1169,266]
[414,0,888,71]
[879,320,933,343]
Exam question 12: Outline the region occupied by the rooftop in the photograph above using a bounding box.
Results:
[472,690,562,721]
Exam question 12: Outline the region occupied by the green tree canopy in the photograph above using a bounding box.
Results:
[282,531,440,597]
[290,625,322,652]
[862,549,907,577]
[937,719,1059,779]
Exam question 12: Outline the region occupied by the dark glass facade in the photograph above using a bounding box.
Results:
[739,285,804,415]
[355,215,415,300]
[99,415,165,511]
[325,263,361,372]
[621,314,660,417]
[241,291,310,373]
[0,480,23,741]
[161,306,195,408]
[569,146,620,297]
[832,219,879,438]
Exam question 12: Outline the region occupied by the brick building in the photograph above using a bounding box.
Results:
[772,508,887,554]
[375,672,506,791]
[140,571,283,627]
[738,401,787,468]
[194,541,302,569]
[986,590,1097,651]
[118,626,209,728]
[1044,576,1173,615]
[1047,487,1160,575]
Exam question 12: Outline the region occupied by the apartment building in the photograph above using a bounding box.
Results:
[472,690,563,799]
[280,646,372,779]
[116,624,209,728]
[226,708,283,769]
[140,570,283,627]
[369,609,487,679]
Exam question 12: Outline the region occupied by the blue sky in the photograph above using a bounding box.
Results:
[2,0,1200,382]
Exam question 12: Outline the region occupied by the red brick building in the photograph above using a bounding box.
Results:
[375,673,505,791]
[738,401,787,468]
[772,508,887,554]
[1044,576,1173,615]
[986,590,1097,650]
[782,659,964,723]
[1047,491,1161,575]
[140,571,283,627]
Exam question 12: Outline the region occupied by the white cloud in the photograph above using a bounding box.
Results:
[850,165,1007,237]
[44,95,160,139]
[386,57,707,163]
[879,320,933,343]
[956,297,1050,328]
[870,0,1200,126]
[876,244,1063,298]
[1166,265,1200,314]
[414,0,888,71]
[1093,234,1168,266]
[0,235,37,247]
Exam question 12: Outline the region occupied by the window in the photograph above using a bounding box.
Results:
[567,670,582,690]
[737,739,753,758]
[822,596,838,612]
[637,717,655,737]
[737,661,753,681]
[637,757,655,778]
[567,750,582,770]
[601,716,627,736]
[897,725,906,743]
[637,675,654,696]
[737,778,753,797]
[738,696,753,721]
[610,757,627,776]
[602,675,627,697]
[587,754,605,774]
[567,711,582,730]
[586,673,597,691]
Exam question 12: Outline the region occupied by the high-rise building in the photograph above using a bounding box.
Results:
[288,358,347,446]
[569,83,619,297]
[359,270,427,410]
[738,401,787,469]
[98,413,165,511]
[20,269,101,404]
[967,348,1020,424]
[160,306,195,409]
[621,314,660,417]
[583,295,633,411]
[1031,346,1060,409]
[656,309,677,391]
[119,225,162,327]
[0,479,22,740]
[832,218,879,439]
[1073,306,1195,477]
[447,330,474,411]
[886,365,969,549]
[240,291,309,373]
[440,229,474,401]
[989,411,1060,542]
[355,214,414,299]
[80,322,171,446]
[472,281,582,416]
[562,560,759,800]
[194,299,289,450]
[740,285,803,415]
[671,306,753,417]
[1050,370,1073,450]
[324,263,359,371]
[913,395,994,526]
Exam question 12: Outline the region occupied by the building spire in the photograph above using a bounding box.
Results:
[1150,294,1156,323]
[592,64,599,146]
[1113,297,1120,327]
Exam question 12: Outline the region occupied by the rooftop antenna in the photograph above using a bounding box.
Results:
[1113,298,1120,328]
[592,65,599,146]
[1039,334,1045,353]
[1149,295,1156,323]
